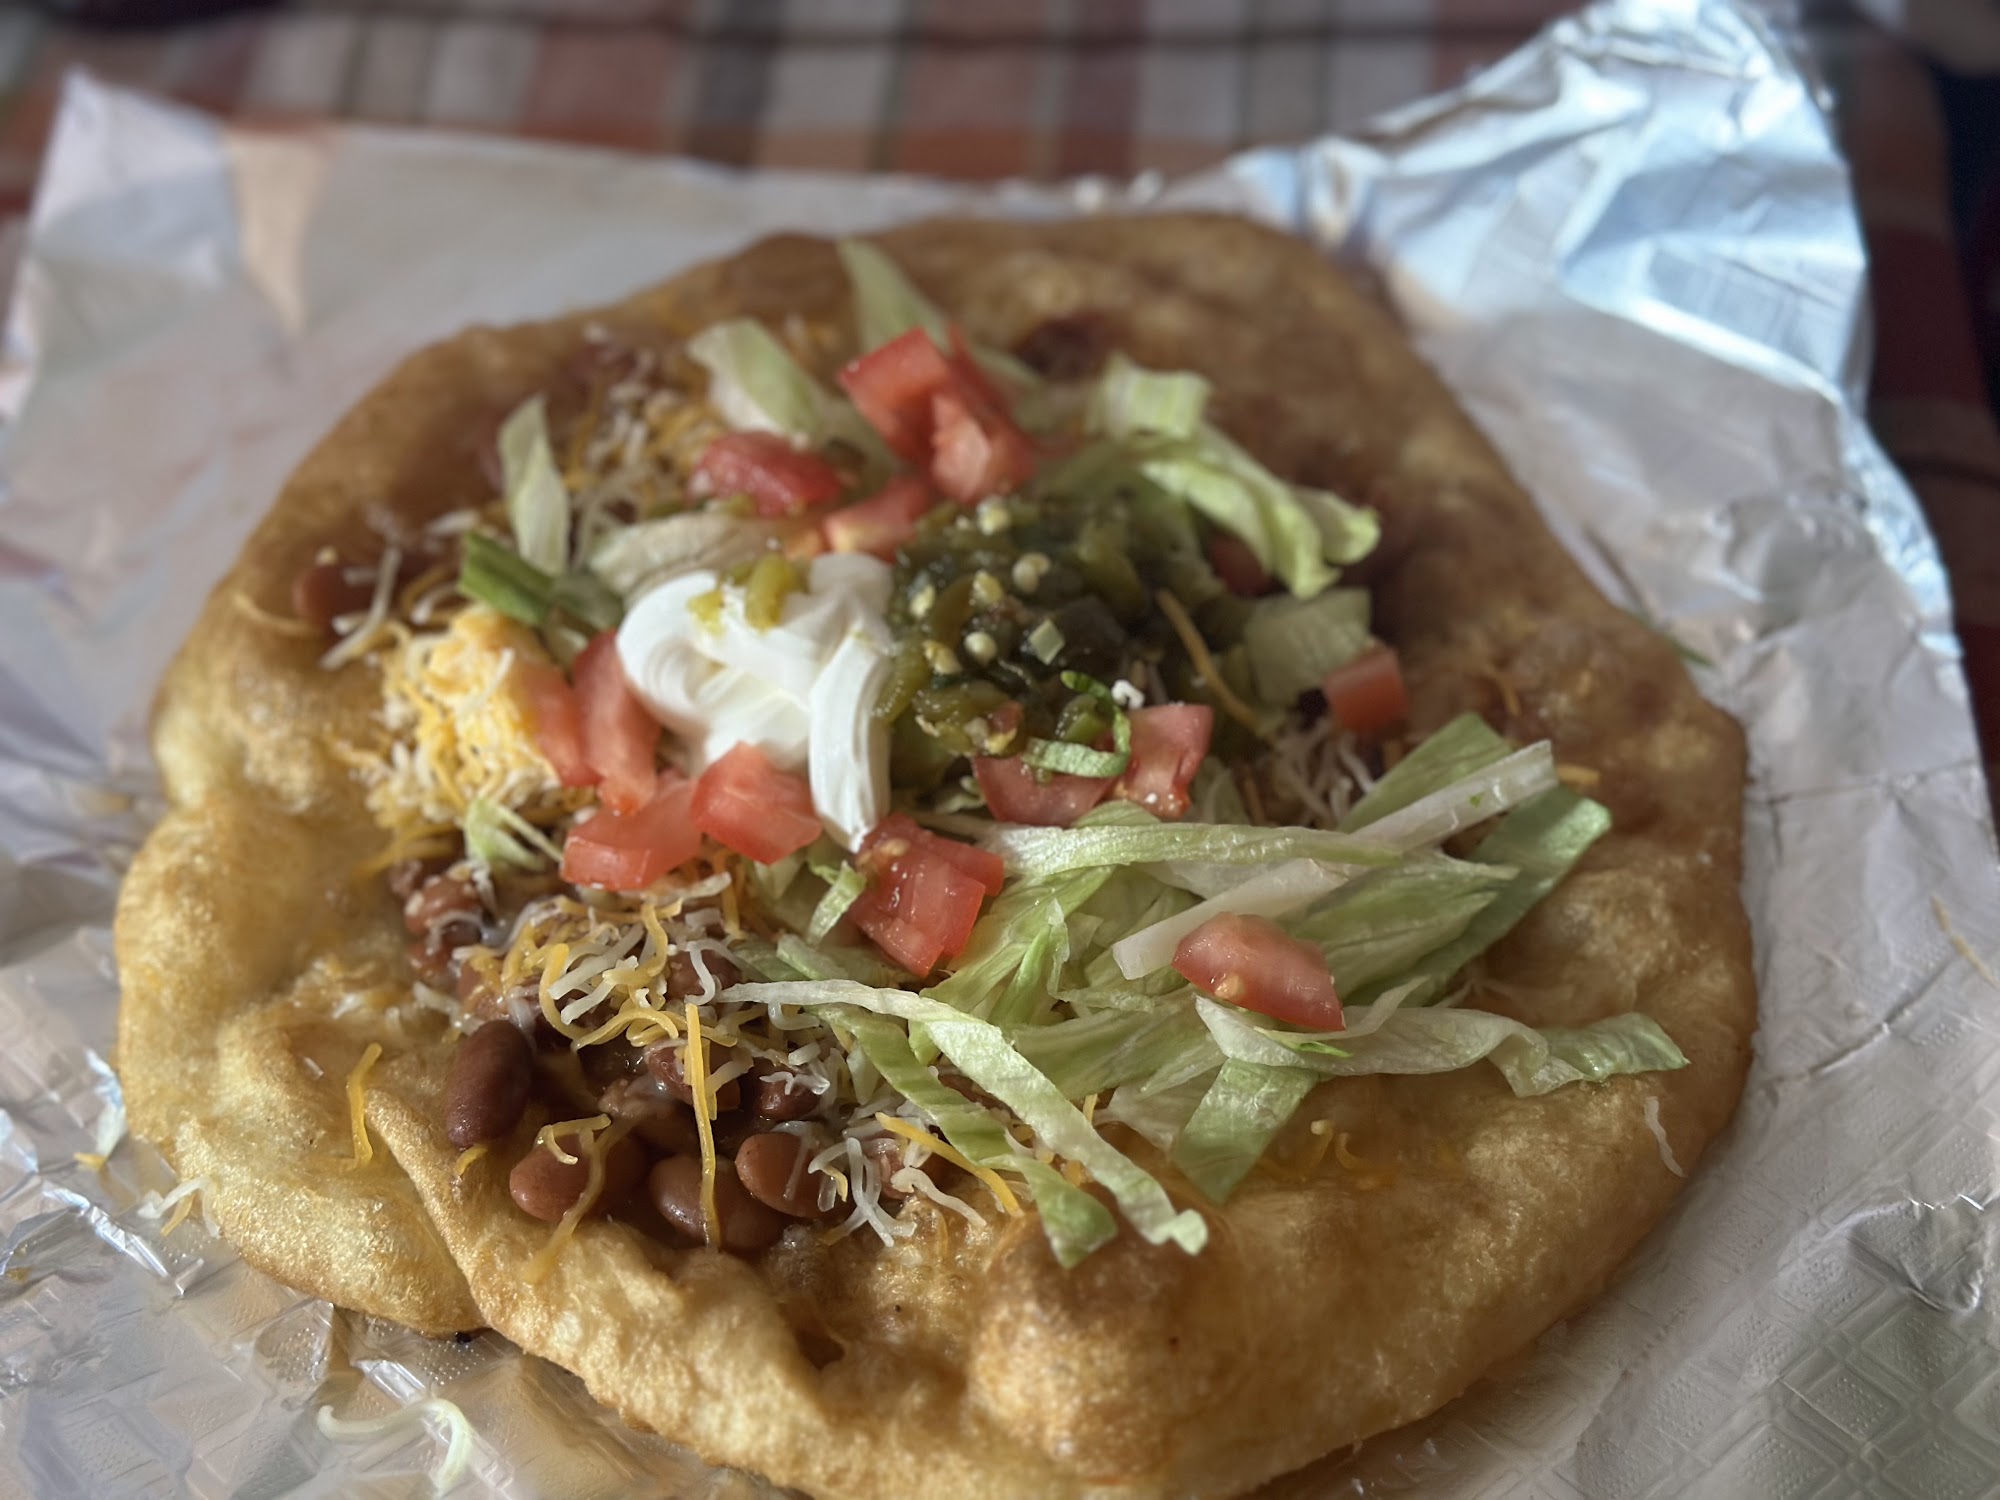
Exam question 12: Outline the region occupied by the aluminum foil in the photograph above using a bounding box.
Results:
[3,1,1996,1494]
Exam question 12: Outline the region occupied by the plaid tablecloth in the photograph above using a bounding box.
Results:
[2,0,1995,811]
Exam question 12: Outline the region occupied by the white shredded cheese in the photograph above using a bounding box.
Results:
[321,544,402,671]
[1643,1096,1684,1177]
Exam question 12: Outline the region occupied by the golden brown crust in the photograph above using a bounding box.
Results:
[114,214,1755,1495]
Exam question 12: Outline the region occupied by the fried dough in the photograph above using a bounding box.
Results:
[115,215,1755,1495]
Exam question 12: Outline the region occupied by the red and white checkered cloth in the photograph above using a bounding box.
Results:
[2,0,1994,806]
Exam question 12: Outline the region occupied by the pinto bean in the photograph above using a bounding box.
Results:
[644,1040,742,1113]
[647,1155,784,1253]
[444,1021,535,1149]
[403,874,481,949]
[749,1062,820,1123]
[406,937,456,991]
[508,1131,645,1223]
[734,1131,827,1218]
[456,957,499,1014]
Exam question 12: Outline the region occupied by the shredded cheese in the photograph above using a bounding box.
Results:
[1642,1096,1685,1177]
[354,605,585,847]
[534,1115,611,1165]
[1300,1118,1338,1176]
[453,1143,489,1179]
[686,1003,722,1247]
[520,1115,633,1285]
[872,1113,1022,1216]
[230,589,321,638]
[135,1174,214,1237]
[315,1398,475,1492]
[73,1152,107,1172]
[1332,1131,1372,1172]
[1933,897,2000,993]
[322,544,403,671]
[347,1043,383,1168]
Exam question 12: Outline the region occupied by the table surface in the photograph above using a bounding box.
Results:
[2,0,1995,814]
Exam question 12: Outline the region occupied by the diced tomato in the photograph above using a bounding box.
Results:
[1172,913,1344,1031]
[1111,704,1214,821]
[847,815,1002,975]
[822,475,937,560]
[690,742,824,864]
[973,755,1112,827]
[573,632,660,814]
[561,773,701,892]
[929,385,1036,505]
[517,659,594,788]
[838,329,959,463]
[1207,531,1274,596]
[861,813,1005,896]
[694,432,845,518]
[947,326,1012,413]
[1323,645,1409,741]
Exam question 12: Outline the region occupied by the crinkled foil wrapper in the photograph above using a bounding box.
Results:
[4,1,1997,1495]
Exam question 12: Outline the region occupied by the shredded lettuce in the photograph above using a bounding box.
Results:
[1010,998,1209,1099]
[1198,995,1687,1096]
[1293,484,1382,568]
[1101,1073,1213,1152]
[1292,857,1513,995]
[841,1011,1118,1267]
[1127,426,1380,601]
[1350,788,1613,1007]
[1356,743,1559,852]
[498,395,571,575]
[839,239,951,355]
[929,866,1114,1010]
[689,318,829,443]
[1340,712,1510,832]
[807,864,867,944]
[731,979,1208,1255]
[984,819,1399,881]
[923,1013,1207,1252]
[836,239,1039,395]
[1110,858,1357,980]
[1130,433,1339,600]
[773,932,905,988]
[464,797,561,870]
[1087,353,1211,441]
[687,317,883,463]
[1172,1058,1320,1201]
[1241,589,1371,706]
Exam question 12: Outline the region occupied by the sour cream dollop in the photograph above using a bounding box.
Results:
[616,552,896,849]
